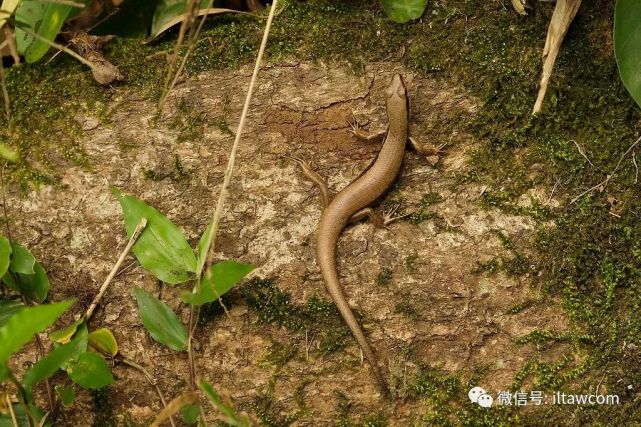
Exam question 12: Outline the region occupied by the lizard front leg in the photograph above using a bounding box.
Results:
[348,115,387,141]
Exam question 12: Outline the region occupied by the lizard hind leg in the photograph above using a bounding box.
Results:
[286,155,332,208]
[349,204,411,228]
[408,136,447,157]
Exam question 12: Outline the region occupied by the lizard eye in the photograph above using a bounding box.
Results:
[396,85,405,97]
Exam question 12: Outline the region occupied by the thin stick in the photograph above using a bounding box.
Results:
[197,1,278,275]
[3,28,19,65]
[121,358,175,427]
[159,0,200,109]
[570,134,641,204]
[186,0,279,391]
[34,334,55,412]
[633,151,638,185]
[158,0,215,109]
[8,371,35,427]
[39,0,85,7]
[6,395,18,427]
[150,392,198,427]
[84,218,147,321]
[572,139,593,167]
[0,56,9,121]
[547,177,560,205]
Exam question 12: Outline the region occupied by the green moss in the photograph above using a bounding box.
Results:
[243,278,350,355]
[474,258,501,275]
[142,155,189,182]
[213,93,234,136]
[515,329,594,350]
[409,365,516,426]
[406,192,442,224]
[376,267,393,287]
[394,299,420,321]
[170,99,206,143]
[334,392,387,427]
[262,341,298,368]
[250,393,299,427]
[404,253,418,273]
[506,298,538,315]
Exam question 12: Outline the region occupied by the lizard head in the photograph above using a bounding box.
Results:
[385,74,407,102]
[385,74,408,126]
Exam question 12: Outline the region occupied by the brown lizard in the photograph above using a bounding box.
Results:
[290,74,432,394]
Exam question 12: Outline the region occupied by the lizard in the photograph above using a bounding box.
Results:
[289,74,440,394]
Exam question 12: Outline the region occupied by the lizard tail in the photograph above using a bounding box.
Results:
[317,232,389,395]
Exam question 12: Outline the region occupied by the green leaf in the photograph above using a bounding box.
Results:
[134,287,187,351]
[198,379,250,427]
[88,327,119,356]
[14,0,47,54]
[0,299,74,366]
[50,318,84,344]
[151,0,209,37]
[9,242,35,274]
[380,0,428,23]
[1,243,49,301]
[181,260,254,306]
[55,385,75,406]
[0,404,35,427]
[182,403,200,425]
[0,143,18,163]
[23,333,86,400]
[67,352,113,389]
[24,3,74,63]
[615,0,641,109]
[0,237,11,277]
[1,269,18,292]
[197,221,214,266]
[17,261,50,303]
[0,299,23,327]
[61,324,89,370]
[112,187,197,284]
[0,362,8,381]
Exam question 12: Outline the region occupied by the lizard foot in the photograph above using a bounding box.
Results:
[348,113,386,141]
[409,137,448,165]
[282,154,310,169]
[382,204,411,226]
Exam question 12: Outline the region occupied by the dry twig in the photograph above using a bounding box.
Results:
[572,139,593,167]
[570,135,641,204]
[532,0,581,114]
[186,0,279,391]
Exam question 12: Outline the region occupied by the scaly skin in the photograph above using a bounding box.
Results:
[317,74,409,393]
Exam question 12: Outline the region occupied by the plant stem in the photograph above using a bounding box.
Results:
[6,394,18,427]
[8,371,35,427]
[185,0,279,393]
[33,334,55,414]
